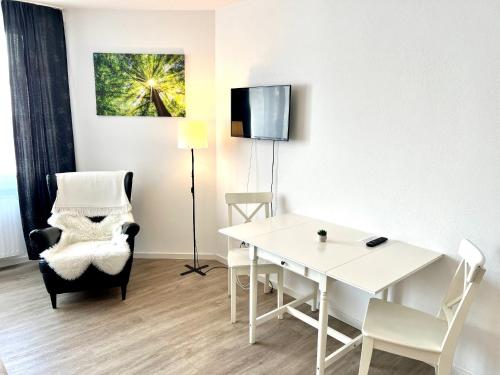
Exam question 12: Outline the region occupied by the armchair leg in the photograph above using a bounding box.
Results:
[121,285,127,300]
[50,293,57,309]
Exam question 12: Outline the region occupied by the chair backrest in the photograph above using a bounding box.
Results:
[438,239,486,354]
[47,172,134,204]
[225,192,272,250]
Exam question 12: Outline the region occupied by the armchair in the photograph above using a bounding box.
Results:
[29,172,140,308]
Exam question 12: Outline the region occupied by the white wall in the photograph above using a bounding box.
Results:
[64,9,217,258]
[215,1,500,374]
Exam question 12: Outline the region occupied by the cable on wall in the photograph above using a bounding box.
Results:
[209,140,257,279]
[270,140,276,215]
[245,139,256,216]
[246,139,256,193]
[230,139,276,291]
[274,141,280,215]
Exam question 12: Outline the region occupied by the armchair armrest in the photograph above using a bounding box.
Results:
[29,227,62,255]
[122,222,140,238]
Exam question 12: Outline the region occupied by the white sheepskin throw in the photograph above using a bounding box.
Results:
[40,213,133,280]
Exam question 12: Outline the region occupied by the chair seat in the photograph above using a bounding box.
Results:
[227,248,273,268]
[362,298,448,353]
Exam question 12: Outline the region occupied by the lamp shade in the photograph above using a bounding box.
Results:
[178,120,208,149]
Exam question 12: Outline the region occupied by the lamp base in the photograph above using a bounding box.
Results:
[180,264,209,276]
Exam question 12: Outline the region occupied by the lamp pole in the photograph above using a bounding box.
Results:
[180,148,209,276]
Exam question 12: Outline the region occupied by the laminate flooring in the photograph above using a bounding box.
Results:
[0,259,434,375]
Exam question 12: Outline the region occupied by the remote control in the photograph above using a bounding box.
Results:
[366,237,388,247]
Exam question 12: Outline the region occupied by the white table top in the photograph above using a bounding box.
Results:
[243,219,374,273]
[219,213,443,293]
[327,240,443,294]
[219,213,313,242]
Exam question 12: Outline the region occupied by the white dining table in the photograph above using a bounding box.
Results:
[219,213,443,374]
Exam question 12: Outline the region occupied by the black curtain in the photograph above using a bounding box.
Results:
[1,0,75,259]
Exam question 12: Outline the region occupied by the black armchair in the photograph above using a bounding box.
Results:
[29,172,140,309]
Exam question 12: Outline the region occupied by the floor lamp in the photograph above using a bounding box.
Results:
[178,119,209,276]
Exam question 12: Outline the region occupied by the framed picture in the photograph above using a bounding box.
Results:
[93,53,185,117]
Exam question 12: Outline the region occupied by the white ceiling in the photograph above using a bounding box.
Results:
[27,0,240,10]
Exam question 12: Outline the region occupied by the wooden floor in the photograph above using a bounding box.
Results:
[0,259,434,375]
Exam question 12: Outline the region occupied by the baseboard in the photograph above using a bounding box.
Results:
[134,252,227,265]
[0,255,29,269]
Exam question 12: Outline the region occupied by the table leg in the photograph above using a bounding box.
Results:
[264,273,270,293]
[381,288,388,301]
[316,284,328,374]
[249,246,258,344]
[277,268,284,319]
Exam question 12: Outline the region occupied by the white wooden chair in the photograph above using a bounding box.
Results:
[358,239,486,375]
[0,356,7,375]
[225,192,284,323]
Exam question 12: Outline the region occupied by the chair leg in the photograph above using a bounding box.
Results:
[358,337,374,375]
[231,268,237,323]
[264,273,270,293]
[227,268,231,297]
[121,285,127,300]
[312,282,318,312]
[277,268,284,319]
[50,293,57,309]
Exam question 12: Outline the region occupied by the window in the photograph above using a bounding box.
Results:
[0,13,25,259]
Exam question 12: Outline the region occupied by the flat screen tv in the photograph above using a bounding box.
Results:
[231,85,291,141]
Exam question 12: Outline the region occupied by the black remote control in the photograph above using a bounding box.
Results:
[366,237,388,247]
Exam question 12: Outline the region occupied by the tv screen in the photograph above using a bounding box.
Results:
[231,85,291,141]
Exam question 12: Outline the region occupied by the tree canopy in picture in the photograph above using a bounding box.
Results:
[93,53,185,117]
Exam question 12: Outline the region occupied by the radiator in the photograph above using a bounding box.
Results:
[0,175,25,258]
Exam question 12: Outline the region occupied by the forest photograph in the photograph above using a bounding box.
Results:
[93,53,185,117]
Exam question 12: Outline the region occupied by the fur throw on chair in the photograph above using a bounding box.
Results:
[40,212,134,280]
